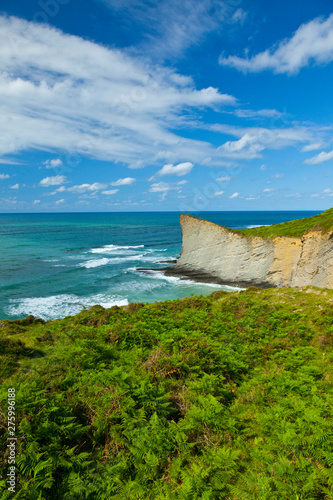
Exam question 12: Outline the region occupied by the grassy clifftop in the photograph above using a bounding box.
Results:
[235,207,333,238]
[1,287,333,498]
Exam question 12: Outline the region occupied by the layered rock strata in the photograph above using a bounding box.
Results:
[165,214,333,289]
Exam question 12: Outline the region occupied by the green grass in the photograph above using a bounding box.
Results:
[233,207,333,238]
[1,288,333,499]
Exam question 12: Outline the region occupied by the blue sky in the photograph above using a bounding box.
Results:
[0,0,333,212]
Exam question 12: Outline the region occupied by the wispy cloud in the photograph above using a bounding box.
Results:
[10,183,19,189]
[220,14,333,74]
[149,180,187,199]
[229,192,239,198]
[101,189,119,195]
[110,177,136,186]
[301,143,324,152]
[99,0,247,59]
[0,16,236,170]
[212,124,324,159]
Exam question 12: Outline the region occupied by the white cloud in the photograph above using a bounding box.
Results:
[219,133,265,158]
[260,164,266,171]
[10,183,19,189]
[229,192,239,199]
[151,162,193,179]
[101,189,119,195]
[234,108,283,119]
[110,177,136,186]
[271,173,284,179]
[39,175,67,187]
[0,173,10,179]
[301,143,323,152]
[55,199,65,204]
[149,180,185,199]
[48,186,66,195]
[100,0,246,59]
[231,8,247,24]
[212,123,320,159]
[263,188,273,192]
[216,176,230,182]
[33,200,40,204]
[0,16,235,169]
[245,196,259,200]
[44,158,63,169]
[0,159,22,165]
[220,14,333,74]
[67,182,108,193]
[304,150,333,165]
[214,191,224,196]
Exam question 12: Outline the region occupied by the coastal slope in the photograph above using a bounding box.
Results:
[167,211,333,288]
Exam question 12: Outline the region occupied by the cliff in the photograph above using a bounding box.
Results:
[166,212,333,288]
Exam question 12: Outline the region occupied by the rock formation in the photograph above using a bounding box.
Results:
[165,214,333,289]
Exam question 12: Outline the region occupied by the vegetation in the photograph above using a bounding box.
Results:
[1,287,333,499]
[234,208,333,238]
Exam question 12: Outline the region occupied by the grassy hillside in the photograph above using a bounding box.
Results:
[1,288,333,499]
[234,208,333,238]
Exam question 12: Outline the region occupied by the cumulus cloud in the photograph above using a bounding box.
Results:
[214,191,224,196]
[43,158,63,169]
[229,192,239,199]
[10,183,19,189]
[110,177,136,186]
[33,200,40,204]
[151,162,193,180]
[39,175,67,187]
[55,199,65,204]
[0,173,10,180]
[304,150,333,165]
[0,15,235,169]
[220,14,333,74]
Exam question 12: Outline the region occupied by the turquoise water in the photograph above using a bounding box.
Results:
[0,211,320,320]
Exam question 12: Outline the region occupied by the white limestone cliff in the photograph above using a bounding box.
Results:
[169,214,333,288]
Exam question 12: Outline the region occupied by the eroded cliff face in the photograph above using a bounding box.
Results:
[171,214,333,288]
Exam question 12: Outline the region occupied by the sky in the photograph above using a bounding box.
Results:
[0,0,333,212]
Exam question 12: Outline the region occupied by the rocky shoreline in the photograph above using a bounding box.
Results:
[137,264,274,289]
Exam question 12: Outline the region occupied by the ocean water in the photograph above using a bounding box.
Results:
[0,211,320,320]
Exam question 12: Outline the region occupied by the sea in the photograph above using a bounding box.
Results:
[0,211,320,321]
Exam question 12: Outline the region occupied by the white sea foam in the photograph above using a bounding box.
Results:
[7,294,129,321]
[143,269,243,290]
[90,244,144,254]
[80,258,110,268]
